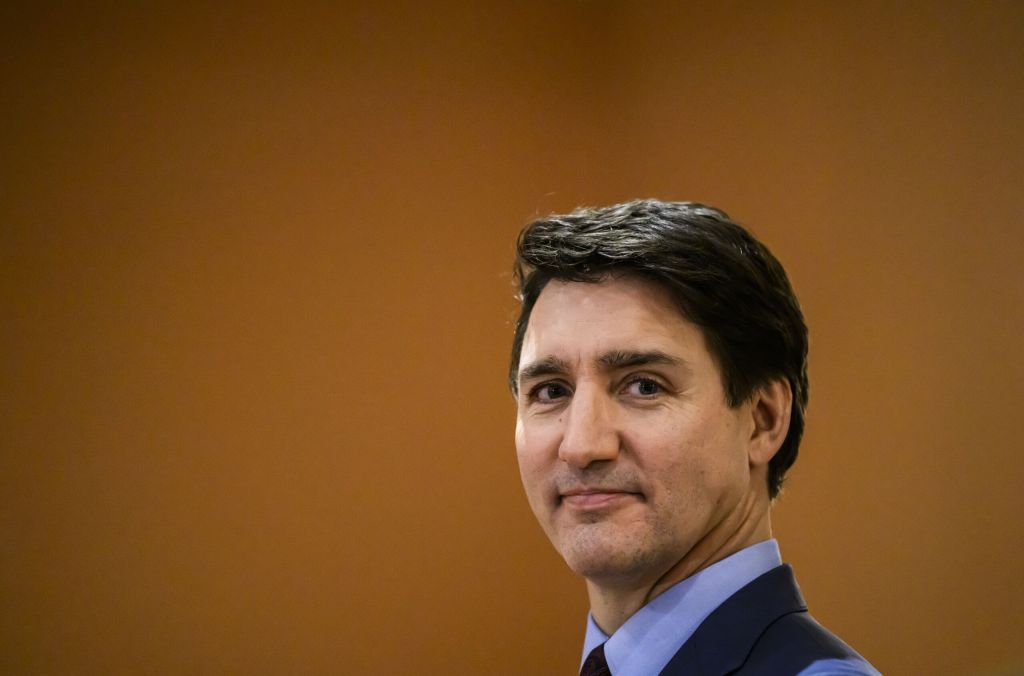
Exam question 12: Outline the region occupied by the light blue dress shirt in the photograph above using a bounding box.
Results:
[580,539,880,676]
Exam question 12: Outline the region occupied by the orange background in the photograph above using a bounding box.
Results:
[2,3,1022,674]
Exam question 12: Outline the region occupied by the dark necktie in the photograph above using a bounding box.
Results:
[580,642,611,676]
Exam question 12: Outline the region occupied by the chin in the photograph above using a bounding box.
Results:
[566,551,654,583]
[556,531,654,580]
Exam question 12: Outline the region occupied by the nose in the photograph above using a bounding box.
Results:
[558,385,620,468]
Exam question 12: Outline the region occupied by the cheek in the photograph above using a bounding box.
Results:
[514,418,549,492]
[641,419,738,500]
[514,419,536,464]
[515,413,561,455]
[514,417,527,460]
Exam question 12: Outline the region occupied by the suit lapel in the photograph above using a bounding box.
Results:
[658,564,808,675]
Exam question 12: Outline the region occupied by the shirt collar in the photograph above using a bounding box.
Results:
[580,539,783,676]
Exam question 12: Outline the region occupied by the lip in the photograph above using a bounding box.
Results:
[559,488,640,511]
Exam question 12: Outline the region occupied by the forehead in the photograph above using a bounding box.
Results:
[520,277,708,366]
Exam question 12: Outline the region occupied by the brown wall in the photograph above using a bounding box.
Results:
[2,2,1021,674]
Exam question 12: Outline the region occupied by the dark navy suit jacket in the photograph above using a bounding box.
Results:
[659,565,873,675]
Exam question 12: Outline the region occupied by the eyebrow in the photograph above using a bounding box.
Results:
[517,349,686,385]
[597,349,682,371]
[517,356,572,384]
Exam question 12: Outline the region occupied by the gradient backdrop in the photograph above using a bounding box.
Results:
[3,2,1022,674]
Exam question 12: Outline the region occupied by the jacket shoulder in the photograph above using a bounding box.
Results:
[658,565,878,676]
[738,609,877,674]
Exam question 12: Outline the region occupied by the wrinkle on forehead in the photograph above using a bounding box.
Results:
[519,278,705,374]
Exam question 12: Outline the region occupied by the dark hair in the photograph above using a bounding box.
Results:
[509,199,808,498]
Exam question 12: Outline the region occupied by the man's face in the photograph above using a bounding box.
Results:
[514,276,761,586]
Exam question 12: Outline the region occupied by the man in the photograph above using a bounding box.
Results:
[509,200,879,675]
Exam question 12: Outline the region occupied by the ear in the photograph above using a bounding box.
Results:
[747,378,792,468]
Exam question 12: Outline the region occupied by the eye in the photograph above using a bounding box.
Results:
[625,377,663,397]
[530,382,571,404]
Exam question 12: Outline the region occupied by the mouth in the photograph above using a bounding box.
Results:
[558,487,642,511]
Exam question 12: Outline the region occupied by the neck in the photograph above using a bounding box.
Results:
[585,493,773,635]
